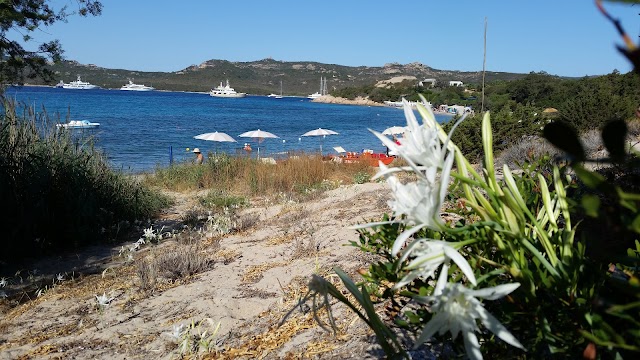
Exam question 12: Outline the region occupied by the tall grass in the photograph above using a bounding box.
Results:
[0,98,170,264]
[145,152,376,197]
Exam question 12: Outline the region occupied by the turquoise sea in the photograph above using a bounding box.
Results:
[5,86,452,173]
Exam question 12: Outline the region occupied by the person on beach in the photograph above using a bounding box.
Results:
[193,148,204,164]
[243,143,252,154]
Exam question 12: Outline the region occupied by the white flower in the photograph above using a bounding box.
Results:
[372,99,445,169]
[96,292,114,307]
[143,226,156,241]
[135,238,146,246]
[354,100,456,257]
[0,277,7,288]
[415,283,524,360]
[394,240,477,290]
[56,273,65,282]
[385,151,454,256]
[164,323,187,341]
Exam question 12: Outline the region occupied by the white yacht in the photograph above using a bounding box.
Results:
[56,120,100,129]
[209,79,246,98]
[268,80,283,99]
[120,80,155,91]
[307,77,327,100]
[62,76,99,90]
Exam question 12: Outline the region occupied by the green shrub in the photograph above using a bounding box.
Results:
[0,98,170,263]
[353,171,371,184]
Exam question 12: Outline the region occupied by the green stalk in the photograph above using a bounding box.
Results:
[481,112,500,193]
[520,238,560,277]
[333,268,408,359]
[538,173,558,228]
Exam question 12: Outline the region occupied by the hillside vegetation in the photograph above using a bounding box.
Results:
[25,58,529,95]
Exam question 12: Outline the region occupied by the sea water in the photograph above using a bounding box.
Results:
[4,86,452,173]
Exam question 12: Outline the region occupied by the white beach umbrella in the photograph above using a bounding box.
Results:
[301,128,339,137]
[239,129,280,156]
[382,126,407,135]
[301,128,339,153]
[194,131,237,142]
[194,131,236,153]
[239,129,280,140]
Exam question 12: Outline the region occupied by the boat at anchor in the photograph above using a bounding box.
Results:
[56,120,100,129]
[209,80,246,98]
[120,80,155,91]
[62,76,99,90]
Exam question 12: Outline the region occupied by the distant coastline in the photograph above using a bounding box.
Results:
[14,85,459,115]
[310,95,385,107]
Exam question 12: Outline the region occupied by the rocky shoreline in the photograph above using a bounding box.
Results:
[311,94,385,107]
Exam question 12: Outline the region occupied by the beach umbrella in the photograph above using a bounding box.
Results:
[301,128,339,137]
[382,126,407,135]
[194,131,236,153]
[194,131,236,142]
[239,129,279,157]
[301,128,339,153]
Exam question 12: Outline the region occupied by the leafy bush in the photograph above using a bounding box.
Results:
[353,171,371,184]
[0,98,170,263]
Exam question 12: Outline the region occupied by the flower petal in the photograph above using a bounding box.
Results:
[442,244,477,285]
[439,151,455,202]
[392,225,424,257]
[415,312,447,347]
[462,330,483,360]
[393,270,420,290]
[433,262,449,296]
[477,306,525,350]
[349,220,394,230]
[470,283,520,300]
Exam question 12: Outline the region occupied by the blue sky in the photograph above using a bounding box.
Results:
[27,1,640,76]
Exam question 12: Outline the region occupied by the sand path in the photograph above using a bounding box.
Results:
[0,182,400,359]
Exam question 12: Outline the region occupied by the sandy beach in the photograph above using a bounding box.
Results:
[0,182,410,359]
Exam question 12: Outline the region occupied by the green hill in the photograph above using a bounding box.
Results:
[27,58,530,95]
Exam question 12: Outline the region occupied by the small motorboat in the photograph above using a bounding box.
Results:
[56,120,100,129]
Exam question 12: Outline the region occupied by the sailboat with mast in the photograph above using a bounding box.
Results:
[307,77,327,100]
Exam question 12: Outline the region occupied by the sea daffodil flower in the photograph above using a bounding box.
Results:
[373,100,445,169]
[143,226,156,241]
[96,292,114,307]
[354,100,456,257]
[385,151,454,256]
[394,240,477,290]
[415,283,524,360]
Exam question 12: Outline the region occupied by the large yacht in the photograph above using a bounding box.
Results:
[209,80,246,98]
[120,80,155,91]
[62,76,99,90]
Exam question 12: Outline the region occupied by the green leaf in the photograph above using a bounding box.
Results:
[630,213,640,234]
[573,164,606,188]
[581,194,601,218]
[543,121,585,162]
[602,119,628,163]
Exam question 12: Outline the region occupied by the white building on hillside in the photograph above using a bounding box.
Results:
[449,80,464,87]
[419,78,436,87]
